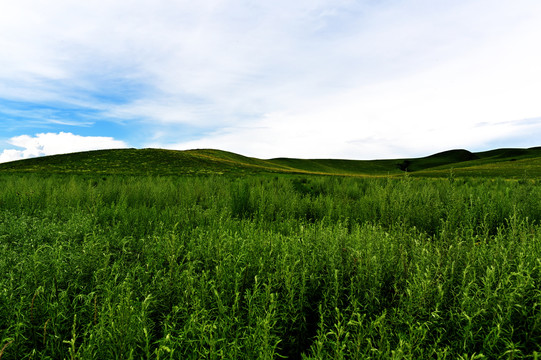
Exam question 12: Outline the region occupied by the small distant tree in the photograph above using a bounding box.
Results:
[397,160,411,172]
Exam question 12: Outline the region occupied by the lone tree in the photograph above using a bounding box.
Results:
[397,160,411,172]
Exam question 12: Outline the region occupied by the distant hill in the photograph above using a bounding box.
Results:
[394,149,479,172]
[0,147,540,178]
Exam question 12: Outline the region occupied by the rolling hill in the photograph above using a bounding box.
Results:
[0,147,540,178]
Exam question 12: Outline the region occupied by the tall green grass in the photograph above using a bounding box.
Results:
[0,174,540,359]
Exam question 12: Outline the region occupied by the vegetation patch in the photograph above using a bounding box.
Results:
[0,173,540,358]
[1,146,540,178]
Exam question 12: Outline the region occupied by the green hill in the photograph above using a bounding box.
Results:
[0,148,296,176]
[411,147,541,178]
[394,149,479,172]
[0,146,540,178]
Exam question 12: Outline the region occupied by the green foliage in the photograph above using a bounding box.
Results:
[0,173,541,358]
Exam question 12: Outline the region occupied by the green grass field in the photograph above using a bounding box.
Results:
[1,146,540,178]
[0,148,541,359]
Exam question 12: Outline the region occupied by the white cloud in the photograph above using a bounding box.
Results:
[127,0,541,157]
[161,110,539,160]
[0,132,128,163]
[1,0,541,159]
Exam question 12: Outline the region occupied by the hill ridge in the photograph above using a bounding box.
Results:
[0,146,540,178]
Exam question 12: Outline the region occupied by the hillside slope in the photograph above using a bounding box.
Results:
[0,147,540,178]
[0,149,296,175]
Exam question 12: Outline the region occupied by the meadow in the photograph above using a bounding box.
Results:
[0,173,540,359]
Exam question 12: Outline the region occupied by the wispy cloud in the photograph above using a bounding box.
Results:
[47,119,94,127]
[1,0,541,159]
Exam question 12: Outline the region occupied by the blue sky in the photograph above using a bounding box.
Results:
[1,0,541,163]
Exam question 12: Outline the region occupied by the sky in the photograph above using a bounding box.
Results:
[1,0,541,163]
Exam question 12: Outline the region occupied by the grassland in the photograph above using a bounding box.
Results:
[1,146,540,178]
[0,148,541,359]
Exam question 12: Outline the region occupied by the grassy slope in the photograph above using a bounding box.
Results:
[395,149,479,172]
[267,157,403,176]
[0,149,296,176]
[413,147,541,178]
[0,146,540,178]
